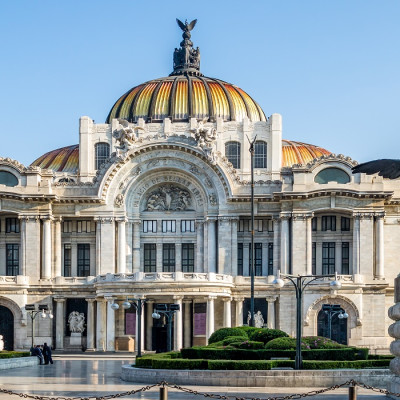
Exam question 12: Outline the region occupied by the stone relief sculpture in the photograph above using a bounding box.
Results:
[113,119,144,156]
[247,311,264,328]
[191,118,217,164]
[209,193,217,206]
[145,184,192,211]
[114,193,124,207]
[68,311,85,333]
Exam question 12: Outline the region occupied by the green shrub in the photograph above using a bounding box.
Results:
[152,358,208,369]
[265,337,298,350]
[208,328,248,344]
[368,354,394,360]
[236,326,259,336]
[302,337,345,349]
[302,359,390,369]
[221,336,249,346]
[249,328,288,344]
[208,360,275,370]
[0,351,30,359]
[230,340,265,350]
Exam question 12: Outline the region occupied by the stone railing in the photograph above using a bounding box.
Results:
[0,275,29,285]
[95,272,233,285]
[234,276,276,285]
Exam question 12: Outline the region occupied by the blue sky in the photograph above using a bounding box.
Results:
[0,1,399,166]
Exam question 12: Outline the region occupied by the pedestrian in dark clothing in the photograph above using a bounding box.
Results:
[42,343,53,365]
[33,345,44,365]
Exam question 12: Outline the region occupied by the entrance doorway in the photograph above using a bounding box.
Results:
[151,304,175,353]
[0,305,14,350]
[317,304,348,345]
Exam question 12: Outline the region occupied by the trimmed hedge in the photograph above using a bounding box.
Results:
[265,336,344,350]
[248,328,288,344]
[208,360,275,370]
[222,336,250,346]
[0,351,30,359]
[229,340,265,350]
[208,328,248,344]
[152,358,208,370]
[135,351,180,368]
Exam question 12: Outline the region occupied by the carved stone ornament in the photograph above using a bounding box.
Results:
[113,119,144,157]
[145,184,192,211]
[209,193,217,206]
[115,193,124,207]
[68,311,85,333]
[247,310,264,328]
[190,118,217,164]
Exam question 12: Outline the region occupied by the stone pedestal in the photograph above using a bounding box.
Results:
[70,332,82,346]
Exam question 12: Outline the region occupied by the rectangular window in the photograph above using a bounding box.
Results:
[181,220,195,233]
[249,243,262,276]
[322,242,335,275]
[255,219,263,232]
[254,141,267,168]
[6,244,19,276]
[182,244,194,272]
[312,242,316,275]
[63,221,73,233]
[64,244,72,277]
[77,220,91,233]
[342,242,350,274]
[268,243,273,276]
[162,220,176,233]
[238,219,250,232]
[162,244,175,272]
[237,243,243,276]
[143,220,157,233]
[341,217,350,231]
[77,244,90,277]
[312,217,317,231]
[321,216,336,231]
[6,218,20,233]
[267,220,274,232]
[144,244,156,272]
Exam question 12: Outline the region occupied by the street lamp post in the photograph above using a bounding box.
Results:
[322,304,348,341]
[111,298,146,357]
[152,303,181,352]
[25,304,53,349]
[247,135,257,327]
[272,271,342,370]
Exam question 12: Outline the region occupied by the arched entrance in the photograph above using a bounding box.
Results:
[317,304,348,345]
[0,305,14,350]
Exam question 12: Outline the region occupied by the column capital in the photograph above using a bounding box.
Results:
[207,295,217,301]
[279,212,292,220]
[53,216,63,223]
[54,298,66,303]
[353,212,374,219]
[206,217,218,223]
[195,220,205,227]
[18,215,40,222]
[94,217,115,223]
[221,297,232,302]
[85,298,96,303]
[41,215,54,221]
[272,215,281,222]
[292,212,313,221]
[375,211,385,219]
[183,299,193,304]
[234,296,245,302]
[116,217,128,223]
[173,295,184,301]
[266,295,278,302]
[132,220,141,226]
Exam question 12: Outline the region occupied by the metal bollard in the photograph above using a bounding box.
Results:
[349,385,357,400]
[160,386,168,400]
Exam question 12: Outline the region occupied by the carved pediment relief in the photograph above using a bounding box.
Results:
[145,184,193,212]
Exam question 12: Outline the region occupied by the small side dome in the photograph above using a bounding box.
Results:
[315,167,350,184]
[31,145,79,173]
[282,140,331,167]
[0,171,18,187]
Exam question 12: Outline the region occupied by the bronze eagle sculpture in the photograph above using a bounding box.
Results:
[352,159,400,179]
[176,18,197,33]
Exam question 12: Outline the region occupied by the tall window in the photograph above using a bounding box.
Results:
[95,142,110,170]
[312,242,316,275]
[63,221,73,233]
[144,244,156,272]
[249,243,262,276]
[342,242,350,274]
[182,244,194,272]
[237,243,243,276]
[6,244,19,276]
[77,220,91,233]
[322,242,335,274]
[254,141,267,168]
[268,243,273,276]
[312,217,317,231]
[6,218,19,233]
[143,220,157,233]
[77,244,90,277]
[321,216,336,231]
[162,220,176,233]
[225,142,241,169]
[163,244,175,272]
[64,244,72,277]
[181,220,195,233]
[341,217,350,231]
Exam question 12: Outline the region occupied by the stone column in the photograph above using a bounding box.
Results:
[207,219,217,273]
[85,298,96,351]
[280,214,290,274]
[218,218,232,275]
[96,298,107,351]
[117,218,127,274]
[206,296,216,340]
[222,297,232,328]
[352,214,361,276]
[231,218,238,276]
[126,221,133,273]
[95,218,101,276]
[272,216,280,276]
[235,297,244,327]
[105,298,116,351]
[375,213,385,279]
[173,296,183,350]
[42,216,52,279]
[132,221,141,273]
[96,218,115,274]
[135,300,145,353]
[22,216,41,279]
[306,215,313,275]
[176,243,182,272]
[19,217,27,276]
[183,300,192,348]
[54,298,65,350]
[54,217,62,277]
[292,214,308,275]
[266,296,277,329]
[195,221,204,272]
[146,301,154,351]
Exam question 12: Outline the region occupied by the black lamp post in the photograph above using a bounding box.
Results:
[111,298,146,357]
[273,271,342,369]
[25,304,53,349]
[152,303,181,352]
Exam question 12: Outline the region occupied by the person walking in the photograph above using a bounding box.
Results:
[42,343,53,365]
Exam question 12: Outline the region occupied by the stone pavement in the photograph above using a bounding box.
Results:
[0,355,387,399]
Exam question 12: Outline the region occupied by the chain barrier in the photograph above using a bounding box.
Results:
[1,379,400,399]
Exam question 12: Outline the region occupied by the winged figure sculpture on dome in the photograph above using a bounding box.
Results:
[176,18,197,33]
[352,159,400,180]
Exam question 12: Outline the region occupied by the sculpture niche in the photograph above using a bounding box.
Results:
[191,118,217,164]
[68,311,85,347]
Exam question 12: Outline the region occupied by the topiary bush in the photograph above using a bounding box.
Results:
[302,336,345,349]
[236,326,259,336]
[229,340,265,350]
[208,328,249,344]
[249,328,288,344]
[222,336,250,346]
[265,337,297,350]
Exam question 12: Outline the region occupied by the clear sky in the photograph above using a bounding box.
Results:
[0,1,399,166]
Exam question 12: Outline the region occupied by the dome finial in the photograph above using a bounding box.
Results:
[171,18,202,76]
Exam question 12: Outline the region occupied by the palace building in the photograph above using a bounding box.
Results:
[0,20,397,353]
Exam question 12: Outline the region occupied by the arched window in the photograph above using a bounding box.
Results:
[225,142,241,169]
[314,168,350,184]
[0,171,18,187]
[254,141,267,168]
[95,142,110,170]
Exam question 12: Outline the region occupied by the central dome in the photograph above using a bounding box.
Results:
[106,76,267,124]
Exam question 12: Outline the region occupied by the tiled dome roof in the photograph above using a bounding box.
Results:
[282,140,331,167]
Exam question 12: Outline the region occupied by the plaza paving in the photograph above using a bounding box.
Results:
[0,355,388,399]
